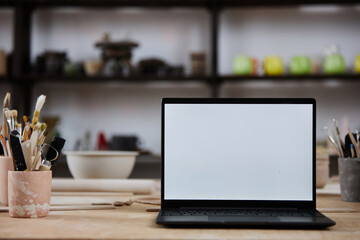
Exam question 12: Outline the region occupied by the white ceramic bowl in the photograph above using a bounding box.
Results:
[64,151,138,179]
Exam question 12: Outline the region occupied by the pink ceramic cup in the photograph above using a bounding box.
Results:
[8,171,52,218]
[0,157,14,206]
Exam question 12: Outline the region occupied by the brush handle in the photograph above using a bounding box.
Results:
[348,129,360,157]
[10,131,27,171]
[46,136,66,165]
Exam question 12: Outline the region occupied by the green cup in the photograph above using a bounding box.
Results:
[290,56,311,75]
[324,54,346,74]
[233,56,252,75]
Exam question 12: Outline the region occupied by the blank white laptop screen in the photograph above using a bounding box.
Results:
[164,103,313,201]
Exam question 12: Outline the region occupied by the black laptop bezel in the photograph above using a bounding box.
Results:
[161,98,316,210]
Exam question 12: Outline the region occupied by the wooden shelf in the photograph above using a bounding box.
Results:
[0,0,211,8]
[1,0,358,8]
[221,74,360,82]
[220,0,359,7]
[17,75,212,83]
[14,74,360,84]
[0,76,9,83]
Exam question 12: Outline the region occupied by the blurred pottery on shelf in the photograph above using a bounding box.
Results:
[95,38,138,77]
[233,55,252,75]
[324,54,346,74]
[290,55,311,75]
[137,58,167,77]
[263,56,284,76]
[64,62,83,76]
[35,51,67,75]
[84,60,102,76]
[190,52,206,76]
[354,54,360,74]
[0,49,7,76]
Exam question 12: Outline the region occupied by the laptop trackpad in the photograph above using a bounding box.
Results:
[208,216,280,223]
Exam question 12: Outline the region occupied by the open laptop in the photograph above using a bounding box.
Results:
[156,98,335,228]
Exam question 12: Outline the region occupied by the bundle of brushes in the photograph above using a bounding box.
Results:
[1,92,66,171]
[323,118,360,158]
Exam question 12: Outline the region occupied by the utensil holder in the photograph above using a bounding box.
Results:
[338,158,360,202]
[0,157,14,206]
[8,171,52,218]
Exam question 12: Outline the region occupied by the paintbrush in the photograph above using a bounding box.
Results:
[323,126,344,157]
[329,122,344,157]
[30,124,40,155]
[11,110,18,131]
[333,119,344,150]
[2,92,10,138]
[15,123,22,136]
[22,116,32,141]
[4,109,12,132]
[0,134,7,156]
[31,147,42,171]
[348,128,360,157]
[31,95,46,127]
[11,110,17,131]
[21,140,32,170]
[22,125,31,141]
[10,130,27,171]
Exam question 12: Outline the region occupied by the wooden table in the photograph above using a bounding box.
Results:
[0,183,359,239]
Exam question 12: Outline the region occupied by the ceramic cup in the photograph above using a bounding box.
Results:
[0,49,7,76]
[316,154,329,189]
[8,171,52,218]
[84,61,102,76]
[263,56,284,76]
[0,157,14,206]
[338,158,360,202]
[233,56,252,75]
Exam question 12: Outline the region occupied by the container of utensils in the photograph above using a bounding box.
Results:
[339,158,360,202]
[0,157,14,205]
[0,92,66,217]
[323,118,360,202]
[8,170,52,218]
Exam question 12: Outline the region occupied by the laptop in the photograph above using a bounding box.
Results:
[156,98,335,228]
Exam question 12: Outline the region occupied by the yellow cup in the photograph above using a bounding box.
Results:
[264,56,284,76]
[355,55,360,74]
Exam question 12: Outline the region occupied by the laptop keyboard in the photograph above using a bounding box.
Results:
[163,209,313,217]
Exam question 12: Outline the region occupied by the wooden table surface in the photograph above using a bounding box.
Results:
[0,183,359,239]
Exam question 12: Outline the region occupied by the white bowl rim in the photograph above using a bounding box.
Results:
[64,151,139,157]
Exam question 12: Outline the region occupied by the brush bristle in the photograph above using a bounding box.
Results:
[40,123,47,132]
[35,95,46,112]
[11,109,18,118]
[4,109,11,119]
[3,92,10,108]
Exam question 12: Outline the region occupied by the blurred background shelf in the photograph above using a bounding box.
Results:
[221,74,360,82]
[0,0,211,8]
[0,0,359,8]
[18,75,212,83]
[0,0,359,168]
[0,76,9,83]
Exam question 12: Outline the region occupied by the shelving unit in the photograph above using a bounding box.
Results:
[0,76,9,83]
[221,74,360,82]
[0,0,359,118]
[18,75,212,83]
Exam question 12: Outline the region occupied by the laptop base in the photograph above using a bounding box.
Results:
[156,209,335,229]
